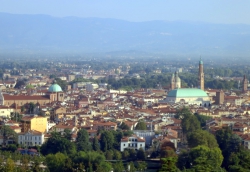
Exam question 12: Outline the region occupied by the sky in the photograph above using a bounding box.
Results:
[0,0,250,24]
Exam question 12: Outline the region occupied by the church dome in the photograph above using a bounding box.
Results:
[48,82,62,92]
[167,88,208,98]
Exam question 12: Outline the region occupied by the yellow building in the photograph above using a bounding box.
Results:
[21,116,47,133]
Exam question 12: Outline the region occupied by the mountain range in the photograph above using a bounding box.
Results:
[0,12,250,57]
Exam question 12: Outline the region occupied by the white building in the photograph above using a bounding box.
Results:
[109,89,127,94]
[18,130,45,146]
[0,106,14,118]
[165,88,210,106]
[120,136,146,152]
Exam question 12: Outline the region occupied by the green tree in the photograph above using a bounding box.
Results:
[216,128,242,169]
[227,148,250,171]
[123,130,133,137]
[14,79,26,89]
[120,122,130,130]
[105,150,114,160]
[28,102,36,114]
[96,162,112,172]
[46,153,67,172]
[73,151,105,171]
[6,144,17,152]
[187,130,218,148]
[194,113,212,128]
[41,132,76,155]
[0,125,17,144]
[31,159,42,172]
[111,130,124,150]
[62,157,74,172]
[159,157,178,172]
[76,128,92,151]
[5,158,15,172]
[113,161,124,172]
[11,112,22,122]
[137,161,147,172]
[128,149,137,160]
[63,128,72,140]
[21,106,25,112]
[127,161,137,172]
[122,150,130,160]
[137,148,146,160]
[20,157,30,171]
[113,150,122,160]
[92,136,100,151]
[100,131,115,151]
[135,120,147,130]
[182,115,201,134]
[178,145,223,171]
[175,107,193,119]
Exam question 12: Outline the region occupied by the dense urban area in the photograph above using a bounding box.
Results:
[0,56,249,172]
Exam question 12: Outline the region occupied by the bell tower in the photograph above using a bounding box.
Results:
[199,58,204,90]
[242,75,248,92]
[171,73,175,90]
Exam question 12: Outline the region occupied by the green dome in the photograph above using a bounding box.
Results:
[167,88,208,97]
[48,83,62,92]
[199,57,203,64]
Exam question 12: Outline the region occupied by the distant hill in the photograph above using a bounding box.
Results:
[0,12,250,56]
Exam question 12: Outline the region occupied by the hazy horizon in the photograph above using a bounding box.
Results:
[1,0,250,24]
[1,1,250,58]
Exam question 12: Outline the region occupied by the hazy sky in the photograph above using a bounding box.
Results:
[0,0,250,24]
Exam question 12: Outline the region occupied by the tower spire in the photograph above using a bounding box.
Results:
[199,57,204,90]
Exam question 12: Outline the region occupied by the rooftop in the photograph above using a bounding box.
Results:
[167,88,208,98]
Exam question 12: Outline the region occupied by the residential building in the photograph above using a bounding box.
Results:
[21,116,47,133]
[18,130,45,146]
[120,136,145,152]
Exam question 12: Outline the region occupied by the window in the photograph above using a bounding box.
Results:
[124,144,125,146]
[140,144,142,147]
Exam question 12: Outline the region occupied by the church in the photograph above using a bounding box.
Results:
[0,81,64,108]
[166,58,210,106]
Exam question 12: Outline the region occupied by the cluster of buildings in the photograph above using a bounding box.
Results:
[0,59,250,154]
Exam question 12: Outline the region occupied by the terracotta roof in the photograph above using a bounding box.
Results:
[3,94,49,100]
[21,116,45,121]
[18,130,43,135]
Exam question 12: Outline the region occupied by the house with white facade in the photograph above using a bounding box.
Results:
[18,130,45,146]
[120,135,145,152]
[0,106,14,118]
